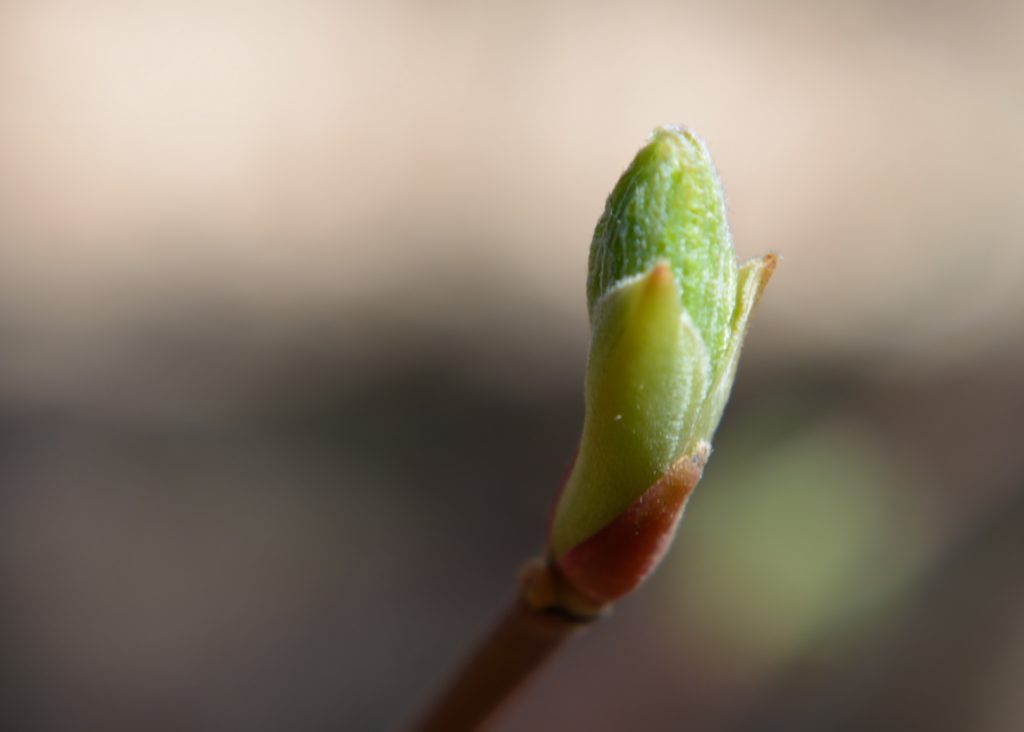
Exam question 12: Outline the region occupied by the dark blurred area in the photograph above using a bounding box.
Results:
[1,1,1023,731]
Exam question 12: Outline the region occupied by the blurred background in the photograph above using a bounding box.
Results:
[1,1,1022,730]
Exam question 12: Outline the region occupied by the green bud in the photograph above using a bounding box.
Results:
[549,126,775,571]
[588,126,737,370]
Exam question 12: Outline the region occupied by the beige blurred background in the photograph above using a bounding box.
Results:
[1,1,1022,731]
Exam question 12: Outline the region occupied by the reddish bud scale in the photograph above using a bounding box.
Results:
[555,445,709,605]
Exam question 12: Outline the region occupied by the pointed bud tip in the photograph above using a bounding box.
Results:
[639,260,676,299]
[647,123,703,150]
[647,260,674,280]
[754,252,779,306]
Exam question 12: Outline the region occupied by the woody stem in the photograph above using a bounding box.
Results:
[411,559,606,732]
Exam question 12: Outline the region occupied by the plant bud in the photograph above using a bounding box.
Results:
[548,126,776,605]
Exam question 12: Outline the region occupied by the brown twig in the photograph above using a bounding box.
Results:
[412,559,606,732]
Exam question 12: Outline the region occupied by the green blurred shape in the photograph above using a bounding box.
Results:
[665,417,929,666]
